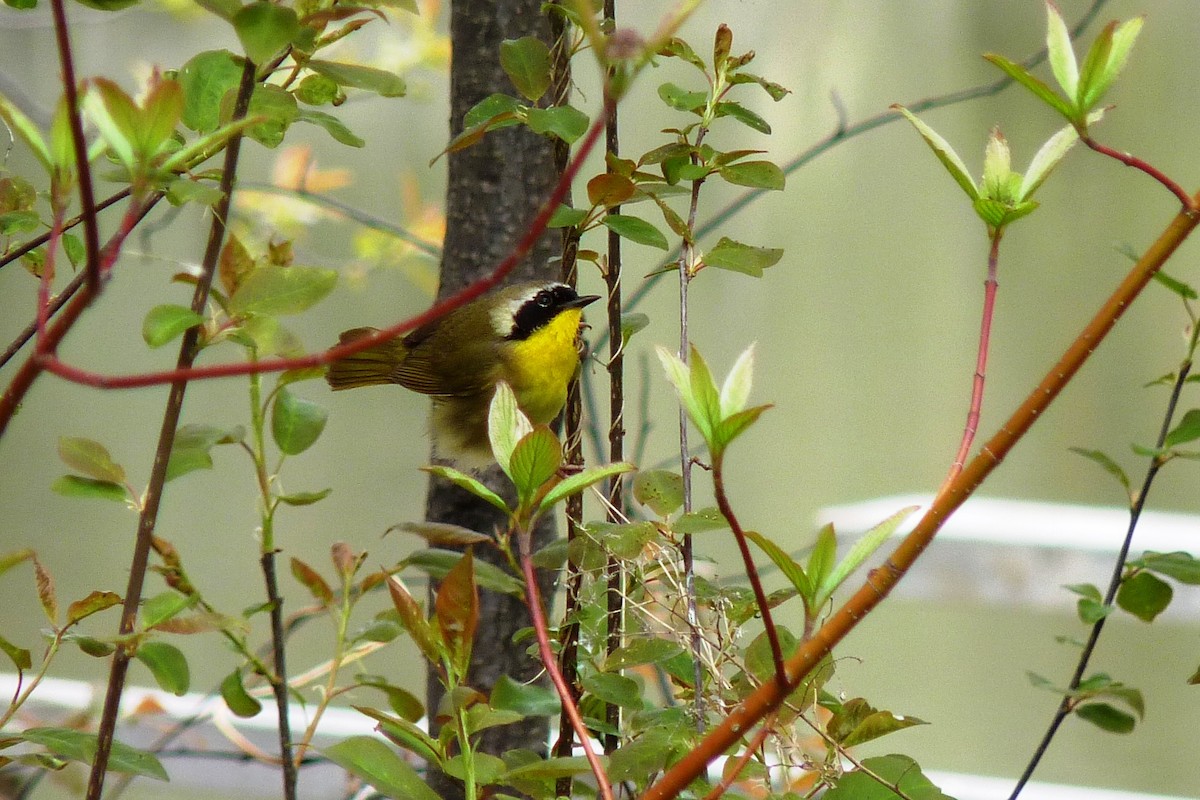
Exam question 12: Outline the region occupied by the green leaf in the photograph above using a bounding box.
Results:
[21,728,168,781]
[1151,270,1198,300]
[728,71,791,101]
[58,436,125,483]
[233,84,299,148]
[389,521,492,548]
[509,427,562,506]
[581,671,643,709]
[0,634,32,671]
[1078,17,1141,111]
[233,1,301,65]
[632,470,684,516]
[823,754,951,800]
[745,529,812,600]
[714,101,770,134]
[271,387,329,456]
[488,381,533,476]
[673,507,726,534]
[1044,1,1079,100]
[705,236,783,276]
[602,213,668,250]
[537,461,635,514]
[657,82,706,113]
[524,105,589,144]
[817,506,919,606]
[1075,702,1136,734]
[308,60,406,98]
[620,312,649,344]
[142,591,196,629]
[499,36,551,101]
[229,265,337,317]
[656,346,705,440]
[142,304,204,349]
[1068,447,1130,498]
[984,53,1075,121]
[719,343,756,417]
[1134,551,1200,585]
[178,50,244,134]
[893,105,979,200]
[1116,571,1172,622]
[403,549,524,597]
[422,465,510,514]
[492,674,560,716]
[463,93,524,128]
[827,697,928,747]
[548,204,587,228]
[603,637,684,670]
[1165,409,1200,448]
[166,423,244,483]
[323,736,441,800]
[134,641,190,695]
[717,159,784,190]
[712,404,770,451]
[51,475,128,503]
[82,79,137,167]
[293,73,340,106]
[221,670,263,718]
[0,210,39,235]
[298,109,365,147]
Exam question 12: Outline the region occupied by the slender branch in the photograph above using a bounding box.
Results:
[0,188,130,273]
[1,271,84,371]
[83,59,258,800]
[712,454,785,685]
[602,0,626,756]
[518,530,614,800]
[548,8,585,789]
[938,233,1002,495]
[48,0,101,291]
[698,723,771,800]
[642,191,1200,800]
[1082,136,1195,211]
[1007,324,1199,799]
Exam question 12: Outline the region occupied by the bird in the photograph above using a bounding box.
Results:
[326,280,600,466]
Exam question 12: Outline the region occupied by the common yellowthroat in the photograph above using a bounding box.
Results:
[326,281,599,465]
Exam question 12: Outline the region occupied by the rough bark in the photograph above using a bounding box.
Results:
[425,2,562,797]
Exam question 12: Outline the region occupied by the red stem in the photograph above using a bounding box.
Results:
[938,233,1001,495]
[49,0,101,290]
[1082,136,1194,211]
[518,531,614,800]
[713,454,786,687]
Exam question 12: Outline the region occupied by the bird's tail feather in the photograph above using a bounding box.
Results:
[326,327,406,390]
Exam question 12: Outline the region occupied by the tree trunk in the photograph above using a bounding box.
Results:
[425,2,563,797]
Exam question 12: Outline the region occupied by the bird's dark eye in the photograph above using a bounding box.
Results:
[536,290,553,307]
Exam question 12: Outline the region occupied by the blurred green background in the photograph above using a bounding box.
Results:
[1,0,1199,797]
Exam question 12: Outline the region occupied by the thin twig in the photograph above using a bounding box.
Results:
[1082,136,1195,211]
[83,59,258,800]
[0,188,130,272]
[48,0,100,291]
[712,453,785,685]
[1007,318,1199,799]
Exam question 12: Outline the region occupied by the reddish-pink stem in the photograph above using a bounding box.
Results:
[1083,136,1194,211]
[36,211,65,347]
[938,233,1001,495]
[518,531,614,800]
[713,454,786,686]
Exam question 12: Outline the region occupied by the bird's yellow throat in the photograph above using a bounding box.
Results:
[502,307,586,424]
